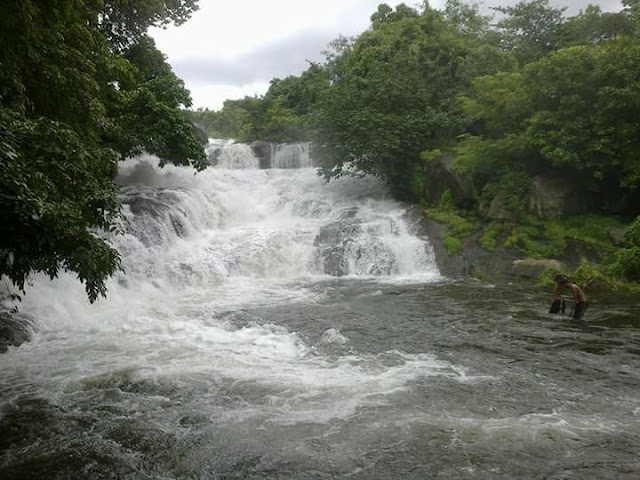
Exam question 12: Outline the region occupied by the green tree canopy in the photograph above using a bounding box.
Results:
[0,0,205,301]
[457,38,640,214]
[492,0,567,64]
[312,2,509,200]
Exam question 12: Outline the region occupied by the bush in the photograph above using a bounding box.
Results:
[571,259,616,291]
[424,208,476,237]
[481,221,511,250]
[624,216,640,246]
[444,235,464,256]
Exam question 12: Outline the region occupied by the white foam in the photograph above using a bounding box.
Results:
[1,148,450,425]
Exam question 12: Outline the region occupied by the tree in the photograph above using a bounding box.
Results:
[457,38,640,215]
[187,62,329,143]
[0,0,206,301]
[493,0,567,64]
[564,5,632,45]
[312,3,509,200]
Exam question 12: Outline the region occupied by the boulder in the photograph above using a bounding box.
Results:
[511,258,564,279]
[609,227,626,244]
[0,311,36,353]
[528,172,588,219]
[250,141,273,169]
[422,154,476,208]
[206,147,222,167]
[487,197,519,221]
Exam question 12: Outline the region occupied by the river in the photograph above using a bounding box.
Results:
[1,143,639,479]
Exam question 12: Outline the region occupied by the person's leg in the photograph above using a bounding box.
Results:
[573,302,587,320]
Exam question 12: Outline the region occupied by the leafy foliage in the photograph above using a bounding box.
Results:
[1,0,205,301]
[185,64,329,143]
[312,2,505,200]
[457,38,640,215]
[492,0,567,64]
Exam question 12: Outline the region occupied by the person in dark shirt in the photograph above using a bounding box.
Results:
[552,274,588,320]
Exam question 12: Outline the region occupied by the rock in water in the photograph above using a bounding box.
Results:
[250,141,273,169]
[0,311,36,353]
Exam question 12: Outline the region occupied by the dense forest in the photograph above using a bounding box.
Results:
[188,0,640,290]
[0,0,207,301]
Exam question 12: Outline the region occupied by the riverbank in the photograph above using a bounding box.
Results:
[410,206,640,299]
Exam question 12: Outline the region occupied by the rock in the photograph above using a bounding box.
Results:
[206,147,222,167]
[313,210,400,276]
[528,172,588,219]
[609,227,626,244]
[405,206,599,284]
[250,141,273,169]
[460,231,520,279]
[405,208,466,277]
[511,258,565,279]
[422,154,476,208]
[189,122,209,145]
[0,311,36,353]
[314,220,362,276]
[487,197,519,221]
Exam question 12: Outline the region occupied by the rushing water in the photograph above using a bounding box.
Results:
[1,143,639,479]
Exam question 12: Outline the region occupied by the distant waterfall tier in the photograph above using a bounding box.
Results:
[206,139,314,170]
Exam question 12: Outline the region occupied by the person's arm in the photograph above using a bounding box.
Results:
[554,285,563,298]
[570,284,587,303]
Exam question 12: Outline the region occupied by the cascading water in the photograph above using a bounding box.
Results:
[1,142,639,479]
[272,142,314,168]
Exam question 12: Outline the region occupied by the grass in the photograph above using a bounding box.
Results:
[424,208,476,237]
[423,193,478,256]
[482,214,624,259]
[444,234,463,256]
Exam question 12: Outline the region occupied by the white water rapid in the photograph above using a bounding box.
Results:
[3,142,638,479]
[1,141,451,422]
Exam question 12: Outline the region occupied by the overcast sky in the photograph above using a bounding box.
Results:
[150,0,623,110]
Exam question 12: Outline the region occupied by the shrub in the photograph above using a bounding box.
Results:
[444,235,464,256]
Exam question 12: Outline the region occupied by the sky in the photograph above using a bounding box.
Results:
[150,0,624,111]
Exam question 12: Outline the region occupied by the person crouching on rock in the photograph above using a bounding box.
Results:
[553,274,588,321]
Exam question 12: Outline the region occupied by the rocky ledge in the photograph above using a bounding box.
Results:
[406,208,598,282]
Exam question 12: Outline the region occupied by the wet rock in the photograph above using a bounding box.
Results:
[0,311,36,353]
[406,207,518,279]
[314,212,400,276]
[487,197,519,221]
[250,141,273,169]
[422,154,476,208]
[528,172,588,219]
[405,209,466,277]
[314,221,363,276]
[511,258,565,279]
[206,146,222,167]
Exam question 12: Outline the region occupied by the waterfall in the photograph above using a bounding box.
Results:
[13,144,440,313]
[0,142,463,478]
[272,142,314,168]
